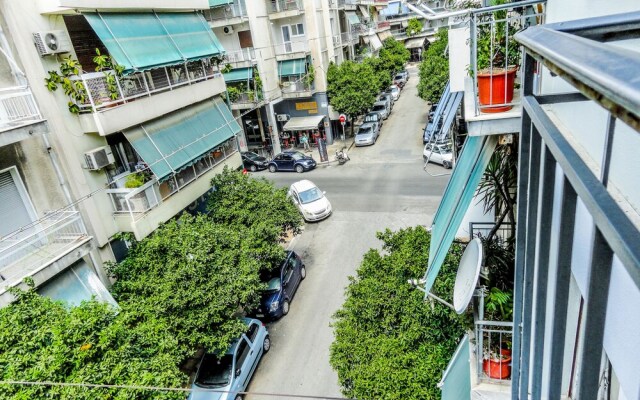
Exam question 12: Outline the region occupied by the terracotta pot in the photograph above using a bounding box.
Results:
[483,356,512,379]
[477,67,517,113]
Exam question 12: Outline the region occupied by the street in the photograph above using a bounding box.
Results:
[246,66,451,399]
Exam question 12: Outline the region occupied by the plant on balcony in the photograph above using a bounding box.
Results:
[406,17,423,36]
[304,63,315,87]
[93,48,125,103]
[474,0,523,112]
[124,172,146,189]
[221,63,233,74]
[44,56,88,114]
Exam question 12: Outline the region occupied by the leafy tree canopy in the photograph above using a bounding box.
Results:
[0,286,186,399]
[406,18,423,37]
[379,38,410,75]
[327,60,379,124]
[362,57,392,93]
[417,29,450,104]
[330,226,470,399]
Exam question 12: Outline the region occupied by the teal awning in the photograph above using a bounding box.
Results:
[423,135,498,294]
[223,67,253,83]
[84,12,224,74]
[439,335,471,400]
[278,58,306,77]
[209,0,233,6]
[123,97,240,180]
[346,11,361,25]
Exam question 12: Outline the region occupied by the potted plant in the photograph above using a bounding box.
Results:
[482,286,513,379]
[44,56,88,114]
[474,0,522,113]
[93,48,125,105]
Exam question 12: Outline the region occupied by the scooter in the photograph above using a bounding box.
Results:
[336,147,350,165]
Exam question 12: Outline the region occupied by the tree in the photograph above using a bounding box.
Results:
[330,226,469,399]
[378,38,410,75]
[0,284,186,399]
[362,57,392,93]
[406,17,423,36]
[417,29,449,104]
[327,60,379,135]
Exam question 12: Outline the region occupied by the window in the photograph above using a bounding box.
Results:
[290,23,305,36]
[0,167,37,238]
[235,337,251,368]
[246,323,259,343]
[283,262,294,283]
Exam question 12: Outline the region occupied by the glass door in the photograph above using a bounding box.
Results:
[281,25,292,53]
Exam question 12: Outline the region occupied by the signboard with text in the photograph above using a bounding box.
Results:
[317,138,329,162]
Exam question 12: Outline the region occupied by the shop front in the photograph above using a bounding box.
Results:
[281,115,326,150]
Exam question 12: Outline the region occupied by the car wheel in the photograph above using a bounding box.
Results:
[250,164,257,172]
[263,335,271,353]
[295,165,304,173]
[443,161,452,169]
[300,266,306,280]
[269,165,277,173]
[282,299,290,315]
[234,395,243,400]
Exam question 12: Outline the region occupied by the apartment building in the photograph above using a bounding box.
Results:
[420,0,640,399]
[204,0,393,154]
[0,1,242,306]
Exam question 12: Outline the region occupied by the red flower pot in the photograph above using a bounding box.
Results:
[483,356,512,379]
[477,67,517,113]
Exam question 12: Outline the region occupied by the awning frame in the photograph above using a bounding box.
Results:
[282,115,325,131]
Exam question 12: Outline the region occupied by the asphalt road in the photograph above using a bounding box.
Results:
[245,66,451,400]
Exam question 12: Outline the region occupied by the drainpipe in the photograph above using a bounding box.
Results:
[41,133,75,209]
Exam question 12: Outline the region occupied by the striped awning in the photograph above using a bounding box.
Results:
[346,12,361,25]
[278,58,306,77]
[223,67,253,83]
[378,30,393,42]
[369,34,383,51]
[209,0,233,6]
[405,36,426,49]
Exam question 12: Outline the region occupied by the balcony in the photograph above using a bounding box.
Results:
[463,0,546,136]
[0,87,48,147]
[76,59,226,136]
[340,0,357,10]
[274,41,310,61]
[106,139,240,240]
[225,48,257,69]
[332,34,341,47]
[268,0,304,20]
[203,1,248,28]
[0,211,92,306]
[229,90,265,110]
[280,81,315,99]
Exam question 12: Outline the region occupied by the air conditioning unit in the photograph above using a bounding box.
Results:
[223,26,234,35]
[84,146,115,170]
[276,114,290,122]
[33,30,72,56]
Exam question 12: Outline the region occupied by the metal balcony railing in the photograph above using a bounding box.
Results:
[332,34,341,47]
[469,221,516,243]
[203,0,247,22]
[229,90,264,105]
[0,211,89,282]
[274,41,309,56]
[225,47,256,64]
[340,31,356,43]
[76,58,222,113]
[469,0,546,115]
[268,0,304,13]
[105,138,237,222]
[475,320,514,382]
[0,87,43,132]
[280,80,314,94]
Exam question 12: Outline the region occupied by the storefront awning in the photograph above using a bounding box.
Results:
[38,260,118,307]
[278,58,306,77]
[422,134,498,294]
[369,34,383,51]
[84,12,224,74]
[123,97,240,180]
[223,67,253,83]
[346,12,361,25]
[283,115,325,131]
[405,37,426,49]
[209,0,233,6]
[378,30,393,42]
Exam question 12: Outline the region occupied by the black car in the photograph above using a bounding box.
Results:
[268,150,316,173]
[254,251,306,320]
[241,151,269,172]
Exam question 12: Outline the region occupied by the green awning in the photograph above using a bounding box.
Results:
[209,0,233,7]
[278,58,306,77]
[123,97,240,180]
[223,67,253,83]
[346,11,361,25]
[423,135,498,294]
[439,335,471,400]
[84,12,224,74]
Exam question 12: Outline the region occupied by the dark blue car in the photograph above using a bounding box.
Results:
[254,251,306,320]
[268,151,316,173]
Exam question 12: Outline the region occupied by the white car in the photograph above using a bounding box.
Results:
[388,85,401,101]
[288,180,332,222]
[423,142,454,169]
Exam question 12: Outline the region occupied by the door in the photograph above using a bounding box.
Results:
[281,25,292,53]
[282,257,296,298]
[280,154,294,170]
[432,146,444,164]
[233,337,253,392]
[291,190,302,213]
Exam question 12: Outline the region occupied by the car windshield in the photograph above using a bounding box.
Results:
[195,354,233,387]
[299,187,323,204]
[290,152,306,160]
[244,152,260,160]
[395,75,403,80]
[372,105,384,111]
[365,115,378,122]
[262,277,282,294]
[357,126,372,135]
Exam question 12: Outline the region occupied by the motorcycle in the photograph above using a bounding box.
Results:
[336,147,350,165]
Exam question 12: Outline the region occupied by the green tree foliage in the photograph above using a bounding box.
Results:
[378,38,410,75]
[0,286,186,399]
[417,29,449,104]
[330,226,469,399]
[362,57,392,93]
[406,18,423,36]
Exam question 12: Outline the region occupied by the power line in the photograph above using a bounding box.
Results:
[0,380,351,400]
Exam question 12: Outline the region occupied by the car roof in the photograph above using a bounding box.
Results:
[359,122,375,129]
[290,179,317,192]
[365,111,381,117]
[373,101,386,106]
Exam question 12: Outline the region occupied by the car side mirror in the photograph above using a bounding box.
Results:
[235,368,242,377]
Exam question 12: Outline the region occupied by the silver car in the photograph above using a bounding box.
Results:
[377,93,394,110]
[355,122,380,146]
[371,101,389,119]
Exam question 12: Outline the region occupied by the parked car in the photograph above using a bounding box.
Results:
[254,251,306,319]
[371,101,389,119]
[268,150,316,173]
[388,84,401,101]
[189,318,270,400]
[398,69,410,81]
[288,179,332,222]
[377,93,394,110]
[241,151,269,172]
[393,73,407,88]
[364,111,384,129]
[423,142,454,169]
[355,122,380,147]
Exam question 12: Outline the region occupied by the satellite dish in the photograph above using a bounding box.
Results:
[453,238,483,314]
